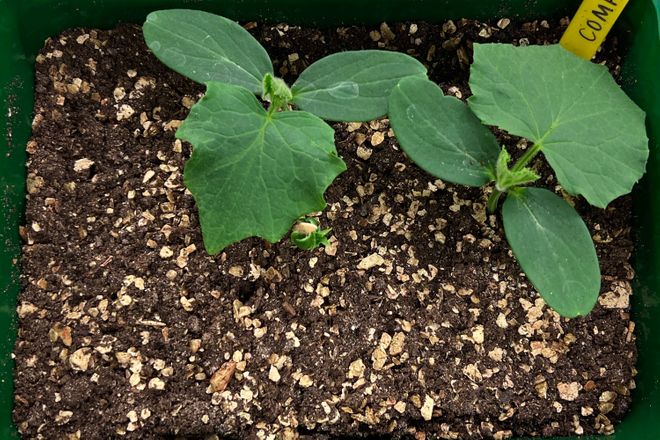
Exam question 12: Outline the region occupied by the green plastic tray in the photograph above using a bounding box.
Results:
[1,1,658,439]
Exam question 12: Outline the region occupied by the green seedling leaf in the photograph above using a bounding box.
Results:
[502,187,600,317]
[469,43,648,208]
[388,76,500,186]
[262,73,293,107]
[494,147,540,191]
[178,82,346,254]
[143,9,273,93]
[290,218,331,250]
[291,50,427,121]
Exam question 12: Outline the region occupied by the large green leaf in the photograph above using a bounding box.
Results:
[177,82,346,254]
[388,76,500,186]
[502,187,600,317]
[291,50,427,121]
[468,43,648,208]
[143,10,273,93]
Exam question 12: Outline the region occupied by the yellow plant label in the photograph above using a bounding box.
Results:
[560,0,629,59]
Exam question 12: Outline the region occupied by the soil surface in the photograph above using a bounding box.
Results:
[14,18,637,440]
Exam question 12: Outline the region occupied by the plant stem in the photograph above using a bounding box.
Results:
[266,98,289,117]
[487,189,502,213]
[511,142,542,172]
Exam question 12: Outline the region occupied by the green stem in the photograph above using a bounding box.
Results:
[511,142,542,172]
[487,189,502,213]
[266,97,289,117]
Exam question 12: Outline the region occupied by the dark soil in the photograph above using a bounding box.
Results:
[13,17,637,440]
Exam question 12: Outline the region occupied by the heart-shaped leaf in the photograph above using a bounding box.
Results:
[502,187,600,317]
[143,9,273,93]
[177,82,346,254]
[291,50,427,121]
[388,76,500,186]
[469,43,648,208]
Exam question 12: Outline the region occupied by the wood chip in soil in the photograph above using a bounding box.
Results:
[14,19,637,440]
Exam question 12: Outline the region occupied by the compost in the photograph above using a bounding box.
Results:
[14,18,637,440]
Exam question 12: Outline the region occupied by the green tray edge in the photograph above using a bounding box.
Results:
[1,1,658,439]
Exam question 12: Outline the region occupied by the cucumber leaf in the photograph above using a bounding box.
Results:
[291,50,427,121]
[502,187,600,317]
[468,43,648,208]
[143,9,273,93]
[177,82,346,254]
[290,218,331,250]
[494,147,540,191]
[388,76,500,186]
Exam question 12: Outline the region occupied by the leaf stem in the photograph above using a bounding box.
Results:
[266,97,289,117]
[511,142,542,172]
[487,189,502,213]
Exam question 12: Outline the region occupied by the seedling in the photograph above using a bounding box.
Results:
[143,10,426,254]
[388,43,648,317]
[290,218,331,250]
